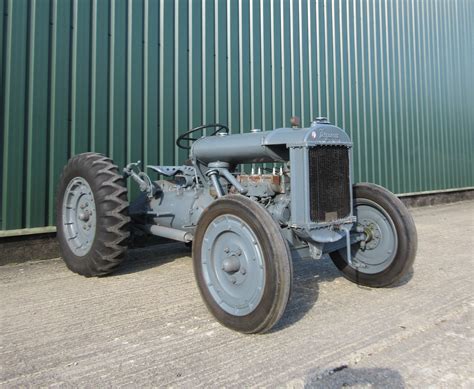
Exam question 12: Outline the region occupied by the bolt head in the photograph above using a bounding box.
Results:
[230,276,237,284]
[224,247,230,253]
[240,267,246,275]
[78,211,90,222]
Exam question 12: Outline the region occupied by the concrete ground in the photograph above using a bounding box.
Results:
[1,201,473,388]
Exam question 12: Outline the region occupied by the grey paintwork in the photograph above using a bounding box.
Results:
[62,177,97,257]
[146,180,214,235]
[127,120,363,265]
[200,214,266,315]
[191,121,352,165]
[336,199,398,274]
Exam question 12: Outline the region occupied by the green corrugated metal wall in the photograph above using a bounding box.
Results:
[1,0,473,234]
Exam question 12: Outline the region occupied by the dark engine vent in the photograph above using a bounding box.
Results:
[308,146,351,223]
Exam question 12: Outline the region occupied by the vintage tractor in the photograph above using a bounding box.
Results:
[56,118,417,333]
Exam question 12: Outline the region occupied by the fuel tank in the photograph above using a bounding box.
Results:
[190,123,351,165]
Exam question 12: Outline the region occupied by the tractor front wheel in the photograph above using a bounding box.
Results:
[193,195,292,334]
[330,183,417,287]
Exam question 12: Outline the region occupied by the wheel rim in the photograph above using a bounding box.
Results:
[201,214,266,316]
[62,177,97,257]
[343,199,398,274]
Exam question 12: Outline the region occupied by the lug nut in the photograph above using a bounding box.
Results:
[240,267,246,275]
[230,276,237,284]
[224,247,230,253]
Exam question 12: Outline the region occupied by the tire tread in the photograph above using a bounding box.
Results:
[56,152,130,277]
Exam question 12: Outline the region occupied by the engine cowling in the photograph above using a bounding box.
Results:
[190,123,351,165]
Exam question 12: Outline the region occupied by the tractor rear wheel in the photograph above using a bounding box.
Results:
[193,195,292,334]
[330,183,417,287]
[56,152,130,276]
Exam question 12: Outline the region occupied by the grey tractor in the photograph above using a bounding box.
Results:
[56,118,417,333]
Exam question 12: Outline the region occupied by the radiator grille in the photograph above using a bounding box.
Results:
[308,146,351,223]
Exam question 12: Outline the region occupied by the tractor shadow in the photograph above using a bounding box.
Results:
[272,252,414,332]
[387,267,414,287]
[114,241,191,276]
[270,251,342,333]
[116,243,341,330]
[115,242,414,331]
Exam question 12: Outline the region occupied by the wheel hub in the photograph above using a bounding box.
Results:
[222,255,241,273]
[345,199,398,274]
[62,177,96,256]
[360,219,382,250]
[201,215,266,316]
[78,210,91,222]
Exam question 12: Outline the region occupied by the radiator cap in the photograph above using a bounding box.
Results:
[314,116,330,124]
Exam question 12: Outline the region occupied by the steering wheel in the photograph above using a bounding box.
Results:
[176,123,230,150]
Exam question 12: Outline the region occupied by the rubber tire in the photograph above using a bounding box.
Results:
[329,183,417,287]
[193,195,292,334]
[56,152,130,277]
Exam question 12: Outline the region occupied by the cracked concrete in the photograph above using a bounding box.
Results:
[1,201,473,387]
